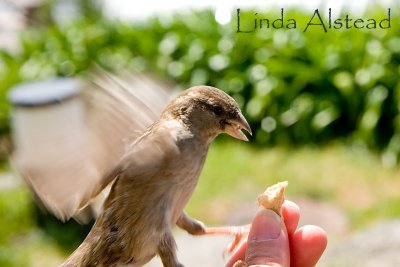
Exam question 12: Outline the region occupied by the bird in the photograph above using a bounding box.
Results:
[11,71,251,266]
[59,85,252,267]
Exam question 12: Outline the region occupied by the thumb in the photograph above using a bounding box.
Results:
[244,209,290,267]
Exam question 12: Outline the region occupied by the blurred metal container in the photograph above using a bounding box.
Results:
[8,78,86,173]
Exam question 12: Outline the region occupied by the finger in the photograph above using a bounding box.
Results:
[281,200,300,236]
[226,202,299,267]
[244,209,290,267]
[225,240,247,267]
[290,225,328,267]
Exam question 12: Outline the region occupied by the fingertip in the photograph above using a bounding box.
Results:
[302,225,328,248]
[291,225,328,267]
[282,200,300,235]
[282,200,300,217]
[284,200,299,208]
[249,209,282,240]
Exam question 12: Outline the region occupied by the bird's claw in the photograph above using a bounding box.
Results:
[232,260,247,267]
[223,225,249,258]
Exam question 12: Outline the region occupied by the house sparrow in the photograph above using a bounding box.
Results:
[11,73,251,266]
[59,85,252,267]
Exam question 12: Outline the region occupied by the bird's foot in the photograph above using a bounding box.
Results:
[222,225,250,258]
[201,225,250,257]
[232,260,247,267]
[176,213,250,257]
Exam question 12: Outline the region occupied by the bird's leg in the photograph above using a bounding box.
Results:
[176,212,250,254]
[158,230,184,267]
[205,224,250,256]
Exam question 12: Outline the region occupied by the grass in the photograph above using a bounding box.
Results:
[1,141,400,265]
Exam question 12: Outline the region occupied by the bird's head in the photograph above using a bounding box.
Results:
[164,86,252,142]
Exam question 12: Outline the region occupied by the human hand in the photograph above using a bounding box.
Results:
[225,201,327,267]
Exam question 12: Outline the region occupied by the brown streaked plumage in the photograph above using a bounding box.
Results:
[22,82,252,267]
[61,85,251,267]
[60,85,252,267]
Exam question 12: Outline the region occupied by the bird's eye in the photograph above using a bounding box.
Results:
[212,105,223,116]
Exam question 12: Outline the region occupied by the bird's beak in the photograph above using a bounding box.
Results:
[224,113,252,141]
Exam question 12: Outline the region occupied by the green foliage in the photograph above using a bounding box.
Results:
[35,206,94,252]
[1,7,400,162]
[0,188,34,243]
[0,188,34,266]
[0,186,88,265]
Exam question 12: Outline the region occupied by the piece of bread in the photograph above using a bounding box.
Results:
[257,181,288,216]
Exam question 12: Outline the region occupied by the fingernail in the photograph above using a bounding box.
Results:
[250,209,282,240]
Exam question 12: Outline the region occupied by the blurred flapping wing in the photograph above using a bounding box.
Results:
[14,71,172,221]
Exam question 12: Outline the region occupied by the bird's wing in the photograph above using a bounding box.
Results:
[13,71,172,221]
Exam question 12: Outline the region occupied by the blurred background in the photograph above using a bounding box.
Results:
[1,0,400,266]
